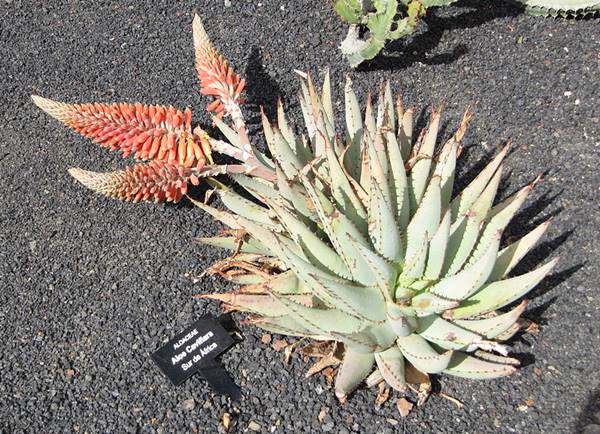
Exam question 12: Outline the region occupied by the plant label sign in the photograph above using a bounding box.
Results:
[152,316,240,399]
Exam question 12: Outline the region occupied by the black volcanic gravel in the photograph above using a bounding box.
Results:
[1,1,599,433]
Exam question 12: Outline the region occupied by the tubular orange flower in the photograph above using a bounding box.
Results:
[68,161,201,203]
[33,14,274,203]
[31,96,208,170]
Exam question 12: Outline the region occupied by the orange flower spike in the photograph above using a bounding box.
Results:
[67,161,198,203]
[193,14,245,118]
[31,96,208,170]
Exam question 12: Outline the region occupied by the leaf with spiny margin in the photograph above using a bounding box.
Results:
[434,139,458,210]
[272,235,345,304]
[468,180,536,268]
[262,113,302,179]
[423,209,451,280]
[400,230,429,282]
[379,82,396,131]
[259,271,304,296]
[321,69,334,129]
[307,73,336,152]
[386,302,417,337]
[276,98,296,148]
[218,190,279,229]
[473,351,520,366]
[494,323,522,342]
[373,131,389,179]
[366,129,390,195]
[332,322,398,354]
[430,230,501,300]
[359,137,371,192]
[405,175,441,251]
[386,124,410,231]
[301,172,375,286]
[368,177,402,261]
[410,292,459,316]
[398,108,414,161]
[276,99,313,164]
[442,164,503,276]
[448,258,558,319]
[488,219,552,281]
[314,275,387,322]
[408,107,441,209]
[443,352,516,379]
[298,75,327,157]
[275,167,317,223]
[269,200,352,279]
[201,292,308,317]
[374,346,406,392]
[396,333,453,373]
[272,292,363,335]
[221,212,303,259]
[251,314,315,337]
[344,76,363,179]
[454,300,528,339]
[190,199,241,230]
[326,139,368,234]
[231,173,278,202]
[335,349,375,401]
[364,94,376,155]
[416,315,483,351]
[298,81,317,150]
[347,236,397,297]
[450,143,510,221]
[212,115,243,149]
[197,235,269,255]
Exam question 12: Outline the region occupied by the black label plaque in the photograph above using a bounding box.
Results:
[152,316,240,399]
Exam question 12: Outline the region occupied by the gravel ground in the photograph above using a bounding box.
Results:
[1,1,599,433]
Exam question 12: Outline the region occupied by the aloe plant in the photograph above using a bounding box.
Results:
[33,12,558,409]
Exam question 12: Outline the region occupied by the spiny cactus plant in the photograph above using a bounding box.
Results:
[195,69,557,402]
[335,0,600,67]
[32,15,274,203]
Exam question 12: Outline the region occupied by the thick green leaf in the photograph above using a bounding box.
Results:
[197,235,269,255]
[398,108,414,161]
[368,177,402,261]
[443,164,503,276]
[449,258,558,319]
[374,346,406,392]
[335,348,375,400]
[408,107,441,209]
[488,219,552,281]
[219,190,279,229]
[430,230,501,300]
[454,300,527,339]
[396,333,453,373]
[443,352,516,379]
[423,209,451,280]
[450,143,510,221]
[416,314,482,351]
[273,292,363,335]
[343,76,363,179]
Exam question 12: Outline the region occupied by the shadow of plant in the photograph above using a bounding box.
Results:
[357,0,521,72]
[576,387,600,433]
[243,47,283,127]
